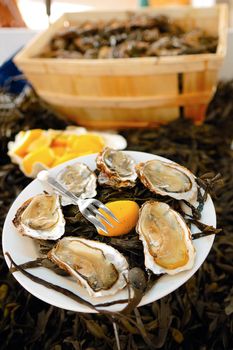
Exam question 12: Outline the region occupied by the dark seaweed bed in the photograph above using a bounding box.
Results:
[0,82,232,350]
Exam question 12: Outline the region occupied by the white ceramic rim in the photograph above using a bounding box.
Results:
[2,151,216,313]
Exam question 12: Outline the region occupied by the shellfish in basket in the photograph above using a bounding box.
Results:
[13,193,65,240]
[48,237,129,297]
[136,159,198,202]
[96,148,137,188]
[136,200,195,275]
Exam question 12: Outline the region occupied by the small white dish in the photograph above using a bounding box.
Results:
[2,151,216,313]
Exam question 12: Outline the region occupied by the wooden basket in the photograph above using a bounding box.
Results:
[149,1,190,6]
[14,5,228,129]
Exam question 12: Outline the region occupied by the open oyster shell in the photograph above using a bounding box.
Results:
[136,201,195,275]
[56,163,97,206]
[96,148,137,188]
[48,237,129,297]
[38,162,97,206]
[13,194,65,240]
[136,159,198,202]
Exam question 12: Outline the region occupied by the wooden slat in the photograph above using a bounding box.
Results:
[40,91,211,108]
[183,70,218,120]
[16,55,224,76]
[149,0,190,5]
[52,105,179,129]
[26,74,178,97]
[216,3,229,57]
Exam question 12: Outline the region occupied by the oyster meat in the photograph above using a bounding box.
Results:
[39,162,97,206]
[48,237,129,297]
[136,201,195,275]
[13,194,65,240]
[96,148,137,188]
[136,159,197,202]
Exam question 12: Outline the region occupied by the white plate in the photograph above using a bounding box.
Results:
[2,151,216,313]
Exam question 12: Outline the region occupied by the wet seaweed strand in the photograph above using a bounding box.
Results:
[0,82,233,349]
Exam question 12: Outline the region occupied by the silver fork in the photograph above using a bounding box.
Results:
[37,170,119,234]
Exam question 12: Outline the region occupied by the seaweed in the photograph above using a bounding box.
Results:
[0,82,233,349]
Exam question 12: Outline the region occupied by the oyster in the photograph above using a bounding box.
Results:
[136,159,197,202]
[136,201,195,275]
[13,194,65,240]
[48,237,129,297]
[39,163,97,206]
[96,148,137,188]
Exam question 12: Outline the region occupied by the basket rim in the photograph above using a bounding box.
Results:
[14,4,228,67]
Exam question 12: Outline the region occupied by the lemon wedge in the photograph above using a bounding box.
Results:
[12,129,43,157]
[22,146,55,176]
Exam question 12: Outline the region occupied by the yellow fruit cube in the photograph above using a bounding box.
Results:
[22,146,55,176]
[13,129,43,157]
[71,134,104,153]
